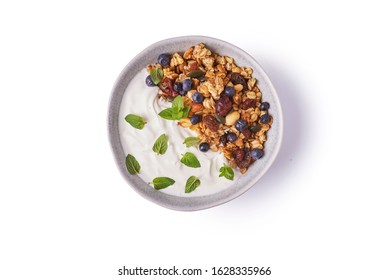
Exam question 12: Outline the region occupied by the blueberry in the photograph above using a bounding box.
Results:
[158,53,170,67]
[192,92,204,104]
[235,119,247,132]
[251,148,264,160]
[173,82,182,92]
[226,132,237,142]
[182,79,193,91]
[179,90,187,96]
[260,102,270,110]
[224,86,235,97]
[190,114,201,125]
[260,114,270,124]
[199,142,210,152]
[145,75,155,87]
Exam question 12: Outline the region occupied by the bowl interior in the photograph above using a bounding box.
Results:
[108,36,283,211]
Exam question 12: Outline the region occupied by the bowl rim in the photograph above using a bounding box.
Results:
[108,35,283,211]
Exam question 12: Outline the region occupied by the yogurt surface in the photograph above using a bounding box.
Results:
[119,70,240,196]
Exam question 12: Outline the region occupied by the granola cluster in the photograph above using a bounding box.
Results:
[147,43,272,174]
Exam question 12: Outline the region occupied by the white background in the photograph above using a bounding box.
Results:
[1,1,388,279]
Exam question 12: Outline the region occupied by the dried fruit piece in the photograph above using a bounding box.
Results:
[236,148,251,169]
[241,98,256,110]
[230,73,247,90]
[233,149,244,162]
[159,77,179,97]
[216,95,232,117]
[188,61,199,70]
[203,115,219,132]
[242,129,252,139]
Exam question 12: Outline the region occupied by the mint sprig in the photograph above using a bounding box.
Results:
[219,163,234,180]
[159,96,191,121]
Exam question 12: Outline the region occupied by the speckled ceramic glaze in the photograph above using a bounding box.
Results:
[108,36,283,211]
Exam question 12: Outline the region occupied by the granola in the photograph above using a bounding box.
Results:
[147,43,272,174]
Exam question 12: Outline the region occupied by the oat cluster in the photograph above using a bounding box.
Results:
[147,43,272,174]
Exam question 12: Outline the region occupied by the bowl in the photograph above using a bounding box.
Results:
[108,36,283,211]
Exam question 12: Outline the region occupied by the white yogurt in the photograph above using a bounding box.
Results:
[119,70,240,196]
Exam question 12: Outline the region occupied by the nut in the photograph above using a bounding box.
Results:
[225,111,240,126]
[234,84,243,93]
[191,102,204,113]
[250,113,259,122]
[203,115,219,132]
[232,93,242,105]
[178,118,191,128]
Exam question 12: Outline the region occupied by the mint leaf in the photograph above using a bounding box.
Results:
[150,177,175,190]
[219,163,234,180]
[180,152,201,168]
[150,68,163,85]
[125,154,141,175]
[171,96,185,120]
[124,114,147,129]
[158,108,175,120]
[152,134,168,155]
[182,106,191,118]
[172,107,184,120]
[172,96,184,111]
[158,96,190,121]
[185,176,201,193]
[183,137,200,148]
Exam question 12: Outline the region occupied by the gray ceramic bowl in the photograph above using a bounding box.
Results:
[108,36,283,211]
